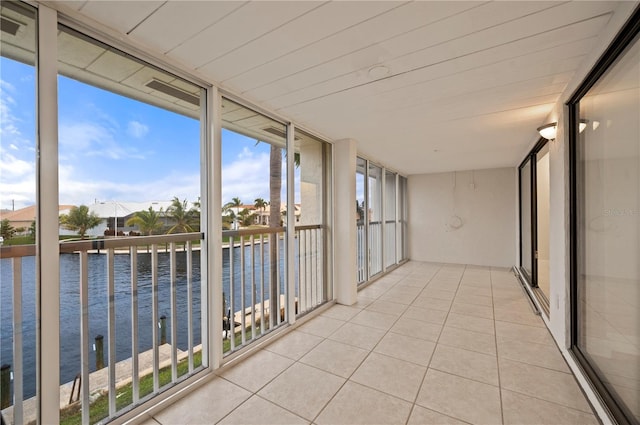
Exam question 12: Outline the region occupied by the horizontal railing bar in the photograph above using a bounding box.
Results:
[223,227,285,238]
[294,224,323,231]
[60,232,203,253]
[0,245,36,258]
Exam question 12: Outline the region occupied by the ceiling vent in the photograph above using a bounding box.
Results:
[262,126,300,141]
[1,17,21,36]
[145,78,199,106]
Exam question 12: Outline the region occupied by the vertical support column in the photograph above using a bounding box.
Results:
[36,5,60,424]
[204,86,223,369]
[333,139,357,305]
[286,123,296,323]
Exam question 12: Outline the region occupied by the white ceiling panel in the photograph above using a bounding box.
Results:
[50,0,629,175]
[128,1,247,53]
[79,1,164,34]
[168,1,323,69]
[58,29,104,68]
[264,2,612,110]
[365,15,610,104]
[199,1,399,82]
[227,1,481,93]
[86,50,144,82]
[244,1,561,103]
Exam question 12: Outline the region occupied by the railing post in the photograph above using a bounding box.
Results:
[1,364,10,409]
[160,315,167,345]
[95,335,105,370]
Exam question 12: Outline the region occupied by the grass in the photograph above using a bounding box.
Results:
[60,351,202,425]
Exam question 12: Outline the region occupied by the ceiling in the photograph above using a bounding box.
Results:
[41,2,629,174]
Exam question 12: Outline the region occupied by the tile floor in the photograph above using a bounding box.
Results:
[139,262,598,425]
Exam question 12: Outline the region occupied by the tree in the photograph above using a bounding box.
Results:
[223,197,243,230]
[237,208,256,227]
[1,219,16,240]
[59,205,101,239]
[126,207,163,235]
[269,145,282,326]
[165,197,197,233]
[356,200,365,225]
[29,220,36,239]
[254,198,267,225]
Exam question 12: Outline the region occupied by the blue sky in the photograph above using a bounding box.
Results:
[1,56,289,211]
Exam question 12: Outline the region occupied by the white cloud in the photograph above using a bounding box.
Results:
[0,149,36,209]
[59,121,145,160]
[58,164,200,206]
[221,150,271,204]
[127,120,149,139]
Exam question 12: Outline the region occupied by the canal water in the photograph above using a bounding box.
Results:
[0,241,286,400]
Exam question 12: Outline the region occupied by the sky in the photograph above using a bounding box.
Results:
[0,56,292,212]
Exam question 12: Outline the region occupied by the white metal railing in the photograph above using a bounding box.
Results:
[295,225,326,316]
[0,233,204,425]
[223,227,287,354]
[0,245,33,425]
[62,233,204,424]
[385,220,397,268]
[369,221,383,277]
[357,223,366,284]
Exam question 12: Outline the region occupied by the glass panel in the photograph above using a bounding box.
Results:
[384,170,397,268]
[520,159,533,282]
[536,143,550,298]
[576,32,640,423]
[0,3,37,423]
[356,157,367,284]
[221,97,287,353]
[368,163,383,277]
[294,128,330,314]
[57,25,203,422]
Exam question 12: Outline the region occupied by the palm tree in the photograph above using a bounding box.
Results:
[269,145,282,326]
[254,198,267,225]
[237,208,256,227]
[165,197,197,234]
[126,207,163,235]
[59,205,102,239]
[223,197,243,230]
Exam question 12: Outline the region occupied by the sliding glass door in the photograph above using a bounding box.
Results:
[519,139,551,307]
[570,13,639,424]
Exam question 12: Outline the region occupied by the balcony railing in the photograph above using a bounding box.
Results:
[1,232,204,425]
[222,225,327,354]
[295,225,326,316]
[1,225,328,424]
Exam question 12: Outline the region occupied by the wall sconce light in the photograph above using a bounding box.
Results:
[579,119,589,133]
[537,122,557,140]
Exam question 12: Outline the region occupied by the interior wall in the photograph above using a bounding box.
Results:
[407,167,516,267]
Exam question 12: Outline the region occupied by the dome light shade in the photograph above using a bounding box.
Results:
[537,122,557,140]
[579,119,589,133]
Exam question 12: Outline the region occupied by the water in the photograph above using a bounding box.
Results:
[0,241,287,400]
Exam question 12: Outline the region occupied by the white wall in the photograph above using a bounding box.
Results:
[408,167,516,268]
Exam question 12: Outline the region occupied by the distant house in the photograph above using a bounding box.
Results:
[253,204,301,226]
[86,200,176,237]
[0,204,75,235]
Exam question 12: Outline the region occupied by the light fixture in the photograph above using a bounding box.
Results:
[368,65,390,79]
[579,119,589,133]
[537,122,557,140]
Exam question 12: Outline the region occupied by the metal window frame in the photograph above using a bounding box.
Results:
[567,5,640,425]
